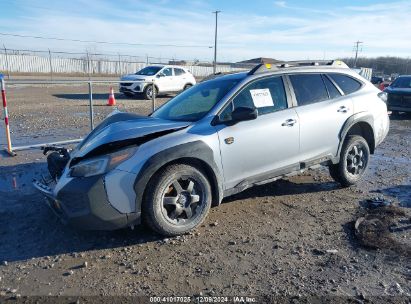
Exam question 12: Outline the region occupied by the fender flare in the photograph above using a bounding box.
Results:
[143,83,159,93]
[133,141,224,213]
[336,112,375,159]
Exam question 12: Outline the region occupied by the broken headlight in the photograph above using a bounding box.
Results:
[69,146,137,178]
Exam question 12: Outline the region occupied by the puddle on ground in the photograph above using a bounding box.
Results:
[0,162,47,194]
[379,185,411,208]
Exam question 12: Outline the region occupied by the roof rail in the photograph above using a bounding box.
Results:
[248,60,349,75]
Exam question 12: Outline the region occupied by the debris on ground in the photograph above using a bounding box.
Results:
[355,201,411,256]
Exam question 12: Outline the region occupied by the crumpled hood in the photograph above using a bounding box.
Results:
[120,74,154,82]
[72,113,190,158]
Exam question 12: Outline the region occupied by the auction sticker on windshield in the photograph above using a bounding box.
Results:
[250,89,274,107]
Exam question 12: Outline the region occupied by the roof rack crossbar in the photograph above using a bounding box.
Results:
[248,60,348,75]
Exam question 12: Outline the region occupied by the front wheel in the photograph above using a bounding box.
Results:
[143,85,158,100]
[143,164,212,236]
[329,135,370,187]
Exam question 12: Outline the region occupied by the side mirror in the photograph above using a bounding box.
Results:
[231,107,258,122]
[157,73,165,78]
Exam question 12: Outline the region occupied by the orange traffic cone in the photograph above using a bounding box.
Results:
[107,87,116,106]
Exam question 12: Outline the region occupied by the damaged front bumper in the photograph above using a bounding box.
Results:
[33,173,140,230]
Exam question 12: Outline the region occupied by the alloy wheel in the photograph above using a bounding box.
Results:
[161,177,203,225]
[346,144,367,176]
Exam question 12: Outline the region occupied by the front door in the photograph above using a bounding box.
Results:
[156,67,174,92]
[215,76,300,189]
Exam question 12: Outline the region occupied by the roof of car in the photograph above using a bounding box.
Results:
[147,64,189,69]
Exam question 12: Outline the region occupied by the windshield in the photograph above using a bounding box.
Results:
[390,77,411,88]
[151,76,243,122]
[135,66,162,76]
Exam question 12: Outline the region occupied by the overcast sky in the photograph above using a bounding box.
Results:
[0,0,410,62]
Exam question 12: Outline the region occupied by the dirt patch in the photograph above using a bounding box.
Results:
[355,203,411,256]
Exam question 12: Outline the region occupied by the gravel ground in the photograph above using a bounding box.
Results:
[0,83,410,302]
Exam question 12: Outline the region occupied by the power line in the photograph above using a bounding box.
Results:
[0,32,213,49]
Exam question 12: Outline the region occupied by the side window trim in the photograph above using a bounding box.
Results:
[320,74,330,99]
[324,74,345,96]
[283,75,298,107]
[215,75,291,121]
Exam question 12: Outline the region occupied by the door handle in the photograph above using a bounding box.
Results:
[337,106,349,113]
[281,119,297,127]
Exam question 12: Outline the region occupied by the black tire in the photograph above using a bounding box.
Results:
[183,84,193,90]
[329,135,370,187]
[143,85,158,100]
[143,164,212,236]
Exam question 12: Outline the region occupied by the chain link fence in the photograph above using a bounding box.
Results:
[0,47,253,79]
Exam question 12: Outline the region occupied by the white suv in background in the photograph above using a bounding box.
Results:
[119,65,197,99]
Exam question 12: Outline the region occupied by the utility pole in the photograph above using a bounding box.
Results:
[212,10,221,74]
[353,41,363,68]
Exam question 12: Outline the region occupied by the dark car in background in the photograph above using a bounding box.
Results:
[384,75,411,114]
[371,76,383,85]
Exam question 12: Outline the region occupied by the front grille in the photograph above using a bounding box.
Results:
[387,94,403,106]
[120,82,133,87]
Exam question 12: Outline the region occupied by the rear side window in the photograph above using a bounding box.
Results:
[323,75,342,99]
[174,68,186,76]
[328,74,361,95]
[289,74,329,106]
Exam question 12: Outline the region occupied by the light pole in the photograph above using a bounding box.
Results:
[212,10,221,74]
[353,41,363,68]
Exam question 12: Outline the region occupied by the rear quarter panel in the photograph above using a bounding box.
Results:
[352,82,389,147]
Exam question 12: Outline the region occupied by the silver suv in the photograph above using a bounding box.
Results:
[34,60,389,236]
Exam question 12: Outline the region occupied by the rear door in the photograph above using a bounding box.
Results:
[215,75,300,189]
[289,73,354,161]
[174,68,188,90]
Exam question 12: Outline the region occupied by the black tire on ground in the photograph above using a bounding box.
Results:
[143,164,212,236]
[329,135,370,187]
[143,85,158,100]
[183,84,193,90]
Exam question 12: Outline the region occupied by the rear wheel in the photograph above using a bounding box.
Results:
[329,135,370,187]
[183,84,193,91]
[143,164,212,236]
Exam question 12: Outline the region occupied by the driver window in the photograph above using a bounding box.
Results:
[162,68,173,77]
[220,76,287,121]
